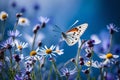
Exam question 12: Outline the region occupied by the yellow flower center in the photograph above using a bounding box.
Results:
[17,45,22,50]
[46,49,52,54]
[2,14,7,20]
[30,50,37,56]
[21,19,26,23]
[86,61,91,66]
[106,53,113,59]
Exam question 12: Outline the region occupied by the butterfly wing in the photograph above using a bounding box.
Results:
[62,23,88,46]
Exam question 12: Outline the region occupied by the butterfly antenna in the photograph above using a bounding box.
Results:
[52,29,61,33]
[69,20,79,29]
[54,25,63,31]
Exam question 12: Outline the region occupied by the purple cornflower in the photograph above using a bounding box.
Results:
[107,23,119,34]
[0,38,13,49]
[13,54,24,62]
[38,16,49,28]
[8,30,21,39]
[61,67,77,77]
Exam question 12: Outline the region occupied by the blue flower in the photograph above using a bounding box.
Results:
[8,30,22,39]
[61,67,77,77]
[107,23,119,34]
[0,38,13,49]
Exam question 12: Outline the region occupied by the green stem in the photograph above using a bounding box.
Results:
[52,61,62,80]
[31,33,37,50]
[100,68,104,80]
[1,20,6,40]
[13,19,19,30]
[75,41,84,65]
[48,63,53,80]
[9,49,12,67]
[108,34,112,53]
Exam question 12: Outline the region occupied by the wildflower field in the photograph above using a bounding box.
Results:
[0,0,120,80]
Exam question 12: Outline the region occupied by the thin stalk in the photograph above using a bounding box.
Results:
[47,63,53,80]
[75,42,84,65]
[9,49,12,67]
[52,61,62,80]
[1,20,6,40]
[100,68,104,80]
[13,19,19,30]
[108,34,113,53]
[36,57,42,80]
[31,33,37,50]
[88,50,94,80]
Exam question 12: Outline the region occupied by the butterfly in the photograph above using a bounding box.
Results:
[61,23,88,46]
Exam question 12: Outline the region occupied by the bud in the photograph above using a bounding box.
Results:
[70,58,75,63]
[79,57,84,61]
[85,53,92,58]
[16,13,22,18]
[79,61,84,65]
[38,41,42,47]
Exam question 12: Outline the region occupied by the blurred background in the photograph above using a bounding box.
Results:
[0,0,120,64]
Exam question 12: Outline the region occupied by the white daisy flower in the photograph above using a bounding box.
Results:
[15,40,28,51]
[0,11,8,21]
[54,45,64,55]
[18,17,30,26]
[25,48,42,61]
[99,53,119,65]
[39,45,56,57]
[84,60,103,68]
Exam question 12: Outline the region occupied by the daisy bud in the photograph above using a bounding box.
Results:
[41,64,44,68]
[65,72,70,77]
[16,13,22,18]
[85,53,92,58]
[71,58,75,63]
[79,57,84,61]
[84,69,89,74]
[79,61,84,65]
[41,22,46,28]
[6,44,12,50]
[38,41,42,47]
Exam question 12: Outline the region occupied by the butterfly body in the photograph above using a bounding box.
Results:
[61,23,88,46]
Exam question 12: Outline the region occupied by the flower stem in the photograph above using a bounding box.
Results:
[13,19,19,30]
[75,41,85,65]
[32,33,37,50]
[9,49,13,67]
[48,63,53,80]
[52,61,62,80]
[108,34,113,53]
[1,20,6,40]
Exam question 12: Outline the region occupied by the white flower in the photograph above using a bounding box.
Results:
[54,45,64,55]
[15,40,28,51]
[39,45,56,57]
[0,11,8,21]
[39,16,49,23]
[18,17,30,26]
[99,53,119,65]
[84,60,102,68]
